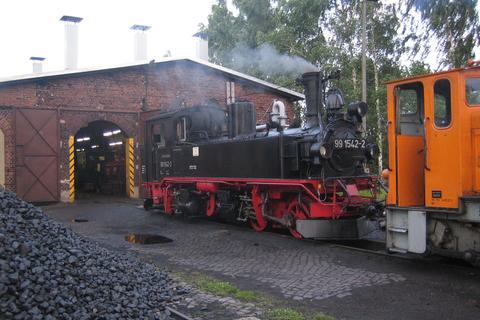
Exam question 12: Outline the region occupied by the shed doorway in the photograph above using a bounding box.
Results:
[74,121,127,197]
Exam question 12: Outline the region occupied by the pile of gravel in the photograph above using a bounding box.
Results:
[0,188,174,320]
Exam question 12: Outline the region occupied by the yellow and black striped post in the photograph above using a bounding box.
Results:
[68,136,75,203]
[125,138,135,197]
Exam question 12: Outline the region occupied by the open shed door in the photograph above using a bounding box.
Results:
[15,109,59,202]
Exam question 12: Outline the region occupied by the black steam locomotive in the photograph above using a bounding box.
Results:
[142,71,381,239]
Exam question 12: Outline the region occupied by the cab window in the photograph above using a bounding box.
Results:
[152,123,165,146]
[399,88,420,115]
[176,117,187,142]
[434,79,452,128]
[466,77,480,105]
[395,82,424,136]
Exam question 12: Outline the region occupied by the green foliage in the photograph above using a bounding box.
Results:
[404,0,480,68]
[200,2,238,64]
[406,61,431,77]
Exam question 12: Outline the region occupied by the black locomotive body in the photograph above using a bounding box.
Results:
[142,71,381,239]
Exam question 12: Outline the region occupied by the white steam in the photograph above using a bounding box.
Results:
[229,43,318,75]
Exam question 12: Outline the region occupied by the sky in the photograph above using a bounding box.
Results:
[0,0,218,78]
[0,0,479,78]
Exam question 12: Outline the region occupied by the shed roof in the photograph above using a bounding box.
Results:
[0,56,304,100]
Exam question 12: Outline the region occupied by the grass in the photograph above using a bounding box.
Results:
[174,271,261,302]
[267,308,304,320]
[266,308,336,320]
[172,271,336,320]
[312,313,336,320]
[201,279,261,302]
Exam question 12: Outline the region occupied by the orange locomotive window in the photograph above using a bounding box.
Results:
[433,79,452,128]
[466,77,480,105]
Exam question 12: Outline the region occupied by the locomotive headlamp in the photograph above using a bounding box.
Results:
[310,142,332,159]
[320,145,328,157]
[347,101,368,122]
[319,144,333,159]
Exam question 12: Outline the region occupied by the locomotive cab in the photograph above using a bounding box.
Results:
[385,62,480,265]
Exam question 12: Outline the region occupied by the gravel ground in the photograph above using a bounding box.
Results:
[0,189,176,320]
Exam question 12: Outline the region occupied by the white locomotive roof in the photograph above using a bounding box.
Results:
[0,56,305,100]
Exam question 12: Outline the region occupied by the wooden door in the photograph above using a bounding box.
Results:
[15,109,59,202]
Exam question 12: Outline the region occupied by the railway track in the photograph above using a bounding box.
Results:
[166,306,196,320]
[325,238,478,270]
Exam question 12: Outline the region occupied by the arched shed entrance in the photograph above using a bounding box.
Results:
[73,120,129,198]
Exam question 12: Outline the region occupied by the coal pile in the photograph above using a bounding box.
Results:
[0,188,174,320]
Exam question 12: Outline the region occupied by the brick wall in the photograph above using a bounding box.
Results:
[235,82,295,124]
[0,84,37,108]
[145,62,295,123]
[0,107,15,191]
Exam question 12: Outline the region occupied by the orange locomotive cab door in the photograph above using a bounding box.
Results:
[394,82,426,207]
[423,76,461,209]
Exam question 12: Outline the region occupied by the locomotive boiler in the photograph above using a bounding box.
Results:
[142,71,382,239]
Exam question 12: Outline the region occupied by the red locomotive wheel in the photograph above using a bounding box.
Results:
[206,194,216,217]
[248,218,268,232]
[286,200,308,239]
[250,186,268,232]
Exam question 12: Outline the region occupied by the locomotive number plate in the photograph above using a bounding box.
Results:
[334,139,366,149]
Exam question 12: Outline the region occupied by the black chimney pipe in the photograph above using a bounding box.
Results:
[300,72,323,129]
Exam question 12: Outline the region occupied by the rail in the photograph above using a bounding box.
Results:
[166,306,196,320]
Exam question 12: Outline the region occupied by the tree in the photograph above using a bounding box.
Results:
[199,1,238,65]
[404,0,480,68]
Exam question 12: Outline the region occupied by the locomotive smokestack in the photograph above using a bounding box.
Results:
[300,72,323,129]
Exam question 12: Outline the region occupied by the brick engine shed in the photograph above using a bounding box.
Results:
[0,57,303,203]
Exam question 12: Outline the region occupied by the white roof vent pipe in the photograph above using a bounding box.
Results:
[270,100,288,129]
[130,25,151,61]
[30,57,45,74]
[256,100,289,131]
[60,15,83,70]
[193,32,209,61]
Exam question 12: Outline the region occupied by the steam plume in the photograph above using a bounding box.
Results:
[229,43,318,75]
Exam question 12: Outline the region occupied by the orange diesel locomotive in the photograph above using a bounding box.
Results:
[384,61,480,265]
